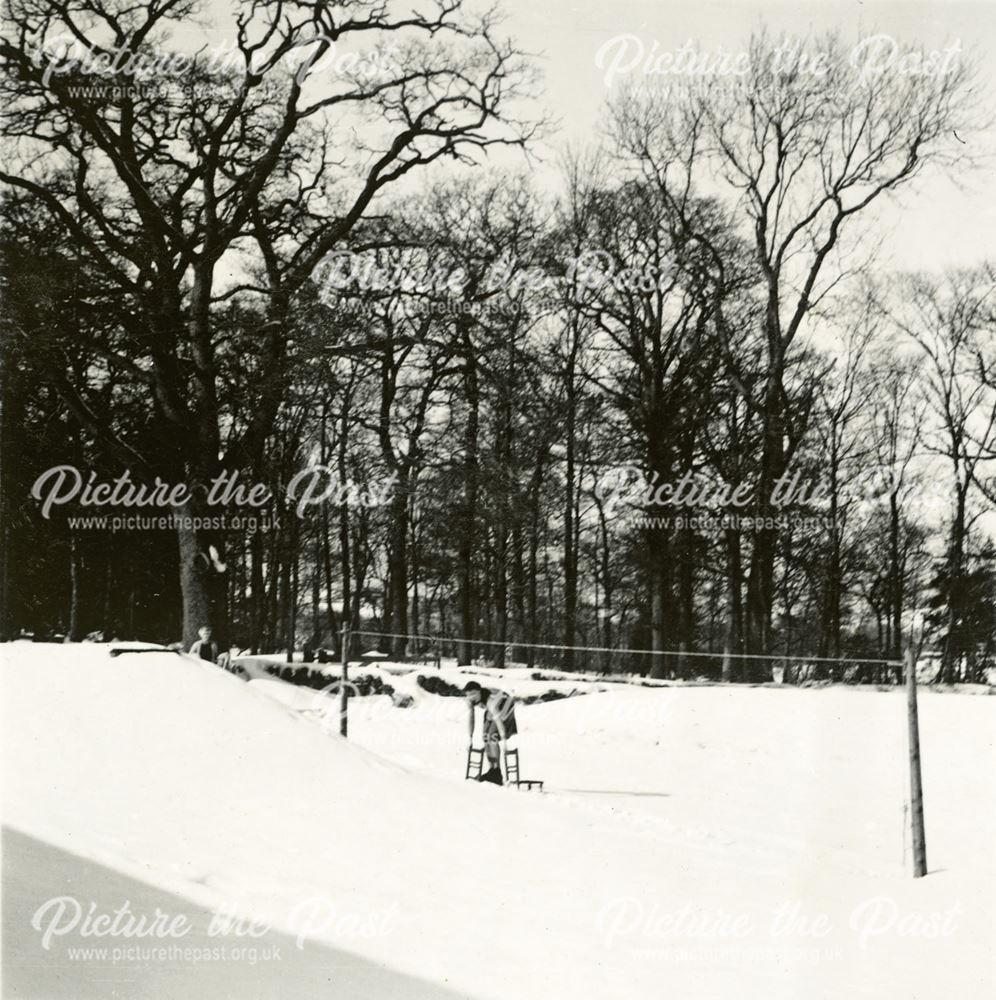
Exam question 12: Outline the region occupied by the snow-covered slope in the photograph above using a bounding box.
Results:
[2,642,994,999]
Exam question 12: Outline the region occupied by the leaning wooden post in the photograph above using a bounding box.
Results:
[905,646,927,877]
[340,624,350,739]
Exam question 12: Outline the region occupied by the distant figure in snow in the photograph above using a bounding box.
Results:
[190,625,233,670]
[465,681,518,785]
[189,625,220,663]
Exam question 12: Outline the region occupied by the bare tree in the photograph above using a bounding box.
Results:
[864,337,927,668]
[611,31,980,663]
[897,269,996,680]
[807,304,879,661]
[0,0,538,643]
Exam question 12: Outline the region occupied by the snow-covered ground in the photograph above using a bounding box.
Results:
[2,641,994,999]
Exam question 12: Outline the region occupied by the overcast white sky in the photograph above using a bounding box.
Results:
[494,0,996,272]
[176,1,996,274]
[170,1,996,273]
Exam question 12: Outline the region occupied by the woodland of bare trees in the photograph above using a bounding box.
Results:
[2,3,994,681]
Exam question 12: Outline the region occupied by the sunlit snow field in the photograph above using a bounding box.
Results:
[2,642,993,999]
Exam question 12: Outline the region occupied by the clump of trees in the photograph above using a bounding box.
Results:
[2,8,994,681]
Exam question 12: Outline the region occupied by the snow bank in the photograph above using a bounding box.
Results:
[3,641,994,999]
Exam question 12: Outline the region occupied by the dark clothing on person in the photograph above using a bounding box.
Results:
[482,691,518,741]
[189,639,219,663]
[479,764,504,786]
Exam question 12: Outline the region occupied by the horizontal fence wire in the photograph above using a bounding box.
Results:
[350,629,905,676]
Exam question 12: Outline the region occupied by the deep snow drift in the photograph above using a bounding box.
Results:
[2,641,994,999]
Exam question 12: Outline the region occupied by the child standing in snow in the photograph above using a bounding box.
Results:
[189,625,232,669]
[189,625,219,662]
[190,625,234,672]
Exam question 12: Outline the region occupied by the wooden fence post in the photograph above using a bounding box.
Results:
[906,646,928,877]
[340,624,350,739]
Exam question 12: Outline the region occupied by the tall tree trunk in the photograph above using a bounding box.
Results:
[386,483,409,657]
[457,352,480,666]
[562,379,578,670]
[745,374,785,673]
[822,448,843,662]
[265,527,280,650]
[597,499,613,673]
[250,529,264,653]
[725,527,744,676]
[324,403,344,642]
[527,503,542,670]
[677,523,696,676]
[177,266,229,648]
[350,514,368,635]
[942,489,968,684]
[510,517,527,663]
[0,341,23,637]
[525,447,547,669]
[67,531,81,641]
[888,492,904,680]
[176,502,226,649]
[311,533,322,646]
[648,525,671,679]
[286,515,299,658]
[494,523,508,669]
[278,518,292,656]
[410,509,420,644]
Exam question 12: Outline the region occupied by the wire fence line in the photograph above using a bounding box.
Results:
[353,629,903,665]
[349,628,905,683]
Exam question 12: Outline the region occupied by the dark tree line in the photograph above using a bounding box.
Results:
[2,8,994,680]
